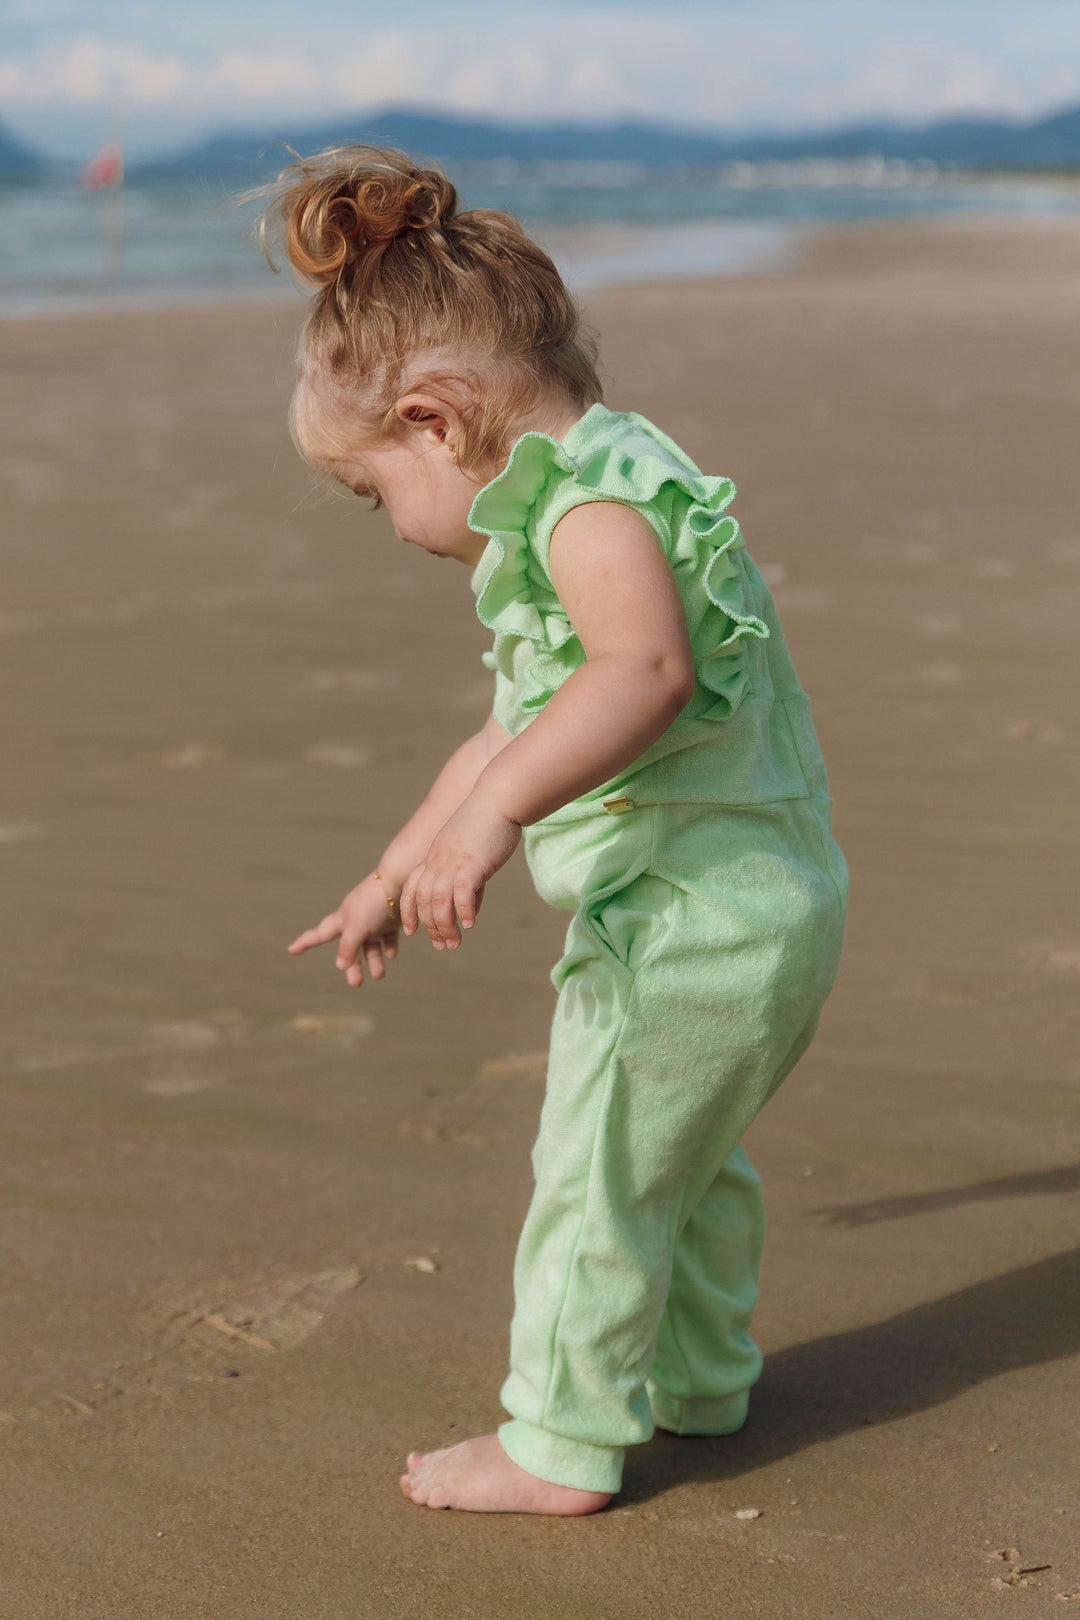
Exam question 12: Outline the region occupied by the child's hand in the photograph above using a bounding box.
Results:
[399,791,521,950]
[287,873,400,988]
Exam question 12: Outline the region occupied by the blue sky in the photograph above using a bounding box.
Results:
[3,0,1080,161]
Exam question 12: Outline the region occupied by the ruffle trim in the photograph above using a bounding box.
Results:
[468,417,769,721]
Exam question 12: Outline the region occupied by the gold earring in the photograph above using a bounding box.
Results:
[448,442,458,461]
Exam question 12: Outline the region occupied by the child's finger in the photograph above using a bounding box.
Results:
[364,939,386,980]
[430,876,460,948]
[383,931,399,960]
[413,876,437,946]
[287,913,342,953]
[421,874,452,948]
[336,925,361,970]
[454,875,479,931]
[399,869,421,936]
[417,880,444,947]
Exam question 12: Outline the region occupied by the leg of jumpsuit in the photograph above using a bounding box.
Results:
[646,1003,824,1435]
[645,1142,766,1437]
[497,806,839,1495]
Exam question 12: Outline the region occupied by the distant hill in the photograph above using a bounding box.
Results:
[135,102,1080,179]
[751,106,1080,168]
[135,110,752,178]
[0,118,43,175]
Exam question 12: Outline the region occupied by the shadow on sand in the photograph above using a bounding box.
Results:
[810,1164,1080,1227]
[627,1244,1080,1502]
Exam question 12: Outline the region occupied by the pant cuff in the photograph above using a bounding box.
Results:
[646,1382,751,1437]
[497,1419,624,1494]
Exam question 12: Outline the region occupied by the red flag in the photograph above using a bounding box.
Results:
[81,142,124,190]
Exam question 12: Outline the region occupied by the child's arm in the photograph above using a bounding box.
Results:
[377,714,512,890]
[288,713,511,985]
[400,503,695,948]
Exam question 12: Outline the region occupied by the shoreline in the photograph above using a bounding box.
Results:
[0,216,801,325]
[3,203,1080,324]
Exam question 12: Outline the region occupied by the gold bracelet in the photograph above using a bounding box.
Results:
[373,870,398,919]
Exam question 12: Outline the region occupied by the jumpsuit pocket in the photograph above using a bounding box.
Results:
[555,868,676,987]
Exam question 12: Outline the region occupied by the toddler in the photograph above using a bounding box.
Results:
[271,146,848,1515]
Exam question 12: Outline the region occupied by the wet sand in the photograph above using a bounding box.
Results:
[2,219,1079,1617]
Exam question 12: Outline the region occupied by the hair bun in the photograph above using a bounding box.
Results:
[267,145,458,290]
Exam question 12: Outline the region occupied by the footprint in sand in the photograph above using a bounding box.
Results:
[287,1012,374,1046]
[148,1020,228,1053]
[914,611,962,636]
[971,556,1014,580]
[1019,942,1080,979]
[477,1052,548,1083]
[918,662,967,686]
[0,822,46,844]
[305,668,393,694]
[1004,717,1062,744]
[398,1119,487,1147]
[16,1013,243,1074]
[305,744,371,769]
[4,1265,364,1427]
[175,1267,364,1354]
[395,1053,547,1148]
[154,743,226,769]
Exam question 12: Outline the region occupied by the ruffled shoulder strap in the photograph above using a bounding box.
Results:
[468,429,579,648]
[468,404,769,720]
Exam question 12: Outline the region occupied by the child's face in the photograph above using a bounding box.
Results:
[333,434,489,567]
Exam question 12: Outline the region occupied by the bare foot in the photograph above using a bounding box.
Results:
[399,1432,612,1515]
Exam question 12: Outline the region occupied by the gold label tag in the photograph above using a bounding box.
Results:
[602,795,636,815]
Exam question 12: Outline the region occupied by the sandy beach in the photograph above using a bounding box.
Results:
[2,218,1079,1617]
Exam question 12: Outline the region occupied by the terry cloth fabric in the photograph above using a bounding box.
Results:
[466,404,849,1494]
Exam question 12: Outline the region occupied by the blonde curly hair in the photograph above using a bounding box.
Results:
[258,144,603,479]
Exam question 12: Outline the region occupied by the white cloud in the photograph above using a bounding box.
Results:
[445,52,543,115]
[565,55,620,107]
[0,39,190,104]
[443,59,493,112]
[205,52,323,104]
[511,49,551,101]
[934,65,1016,117]
[0,7,1078,131]
[329,35,438,110]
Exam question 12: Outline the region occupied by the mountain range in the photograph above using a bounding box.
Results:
[0,120,43,174]
[3,102,1080,178]
[130,103,1080,177]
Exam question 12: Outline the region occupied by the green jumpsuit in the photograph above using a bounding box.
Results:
[467,403,848,1494]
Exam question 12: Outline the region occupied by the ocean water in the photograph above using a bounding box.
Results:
[2,162,1079,318]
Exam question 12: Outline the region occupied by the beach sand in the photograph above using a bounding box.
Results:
[1,219,1079,1617]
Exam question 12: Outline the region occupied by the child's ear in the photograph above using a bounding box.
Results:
[394,392,462,450]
